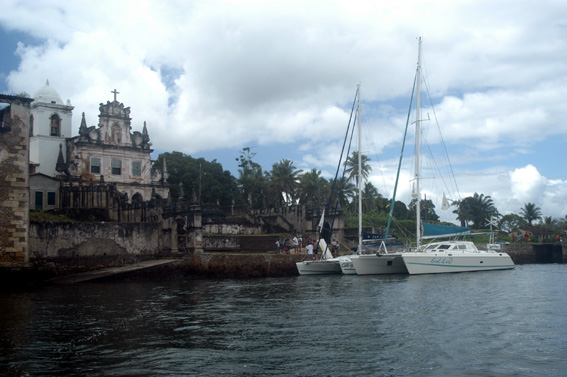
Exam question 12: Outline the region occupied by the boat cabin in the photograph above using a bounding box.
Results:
[421,241,480,253]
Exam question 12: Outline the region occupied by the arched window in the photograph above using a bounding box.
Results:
[29,114,34,136]
[50,114,60,136]
[132,193,143,204]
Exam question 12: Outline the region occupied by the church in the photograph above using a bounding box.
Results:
[29,81,169,210]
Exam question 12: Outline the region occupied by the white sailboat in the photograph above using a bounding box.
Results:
[295,237,344,275]
[297,83,384,276]
[396,38,515,274]
[296,86,363,276]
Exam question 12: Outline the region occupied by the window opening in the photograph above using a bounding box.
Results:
[112,159,122,175]
[91,157,101,174]
[132,161,141,177]
[47,192,56,206]
[50,114,60,136]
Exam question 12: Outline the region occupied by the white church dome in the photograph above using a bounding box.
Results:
[33,80,63,105]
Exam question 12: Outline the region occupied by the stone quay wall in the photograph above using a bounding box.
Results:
[175,253,304,279]
[502,243,564,264]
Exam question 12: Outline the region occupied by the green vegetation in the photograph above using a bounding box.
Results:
[153,149,567,242]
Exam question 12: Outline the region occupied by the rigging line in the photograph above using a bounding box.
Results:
[421,53,462,201]
[322,86,358,243]
[325,87,358,210]
[324,86,359,249]
[421,88,458,201]
[328,105,358,244]
[359,110,390,198]
[421,129,454,201]
[385,71,417,240]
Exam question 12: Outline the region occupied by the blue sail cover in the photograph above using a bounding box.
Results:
[422,222,470,239]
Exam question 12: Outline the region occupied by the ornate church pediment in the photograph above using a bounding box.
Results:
[98,90,131,124]
[99,101,131,120]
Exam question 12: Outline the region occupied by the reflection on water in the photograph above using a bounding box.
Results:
[1,265,566,376]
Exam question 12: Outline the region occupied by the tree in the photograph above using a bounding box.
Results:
[453,193,499,228]
[153,151,239,205]
[392,200,409,220]
[299,169,328,208]
[408,198,439,222]
[361,181,384,213]
[329,176,356,212]
[267,159,303,206]
[235,147,266,208]
[344,151,372,186]
[499,213,525,233]
[521,202,542,226]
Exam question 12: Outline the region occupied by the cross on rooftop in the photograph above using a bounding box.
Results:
[111,89,119,101]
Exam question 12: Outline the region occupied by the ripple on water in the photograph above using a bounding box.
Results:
[1,265,566,376]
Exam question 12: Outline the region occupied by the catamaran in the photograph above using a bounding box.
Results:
[296,86,363,275]
[352,37,515,275]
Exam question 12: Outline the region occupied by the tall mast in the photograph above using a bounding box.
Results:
[357,84,363,254]
[415,37,422,249]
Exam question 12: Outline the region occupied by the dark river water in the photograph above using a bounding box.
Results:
[1,264,566,376]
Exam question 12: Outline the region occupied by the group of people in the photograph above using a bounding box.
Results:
[511,233,563,243]
[275,235,302,254]
[275,235,316,256]
[275,235,337,260]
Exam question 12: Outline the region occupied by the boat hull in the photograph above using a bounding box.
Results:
[350,254,408,275]
[401,252,515,275]
[338,257,356,275]
[296,260,342,275]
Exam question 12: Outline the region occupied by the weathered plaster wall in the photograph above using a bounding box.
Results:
[29,222,175,264]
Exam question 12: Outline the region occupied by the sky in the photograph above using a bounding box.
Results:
[1,0,566,225]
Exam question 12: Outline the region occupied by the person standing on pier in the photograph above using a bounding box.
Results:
[306,242,314,260]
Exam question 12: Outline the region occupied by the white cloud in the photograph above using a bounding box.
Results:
[1,0,567,219]
[510,165,547,205]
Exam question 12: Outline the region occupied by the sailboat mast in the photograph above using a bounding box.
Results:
[415,37,422,249]
[357,84,363,254]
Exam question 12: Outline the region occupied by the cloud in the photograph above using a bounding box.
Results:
[1,0,567,220]
[510,165,547,205]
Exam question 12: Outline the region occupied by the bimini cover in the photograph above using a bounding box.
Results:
[422,222,470,239]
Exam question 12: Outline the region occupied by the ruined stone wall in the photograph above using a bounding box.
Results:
[59,181,166,223]
[203,235,278,252]
[203,223,263,235]
[223,204,345,237]
[29,221,175,265]
[0,95,33,265]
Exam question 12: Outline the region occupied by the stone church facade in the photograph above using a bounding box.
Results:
[28,82,169,208]
[64,90,169,203]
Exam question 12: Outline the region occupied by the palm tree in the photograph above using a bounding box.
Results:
[361,181,383,213]
[344,151,372,186]
[521,202,542,225]
[453,193,498,228]
[299,169,328,208]
[330,176,356,212]
[268,159,303,206]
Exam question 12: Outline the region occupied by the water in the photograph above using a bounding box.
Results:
[1,265,566,376]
